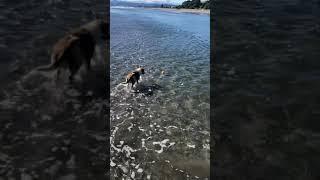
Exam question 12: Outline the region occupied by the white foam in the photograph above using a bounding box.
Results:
[118,165,128,174]
[162,139,170,144]
[141,139,146,148]
[152,139,175,153]
[111,144,121,153]
[138,126,146,132]
[187,143,196,149]
[154,147,164,154]
[110,127,122,153]
[110,160,116,167]
[168,142,175,147]
[122,145,137,158]
[131,171,135,178]
[166,125,178,129]
[203,143,210,150]
[127,123,133,131]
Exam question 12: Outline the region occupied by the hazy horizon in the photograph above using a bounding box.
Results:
[111,0,188,5]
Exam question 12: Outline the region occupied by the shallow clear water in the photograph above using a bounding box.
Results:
[110,7,210,179]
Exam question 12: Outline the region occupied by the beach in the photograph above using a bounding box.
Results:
[150,7,210,15]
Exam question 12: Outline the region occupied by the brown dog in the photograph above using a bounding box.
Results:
[123,67,145,88]
[37,19,109,82]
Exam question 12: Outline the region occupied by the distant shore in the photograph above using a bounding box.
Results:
[150,8,210,15]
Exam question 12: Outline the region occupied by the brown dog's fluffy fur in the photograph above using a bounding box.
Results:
[124,67,145,88]
[37,19,109,82]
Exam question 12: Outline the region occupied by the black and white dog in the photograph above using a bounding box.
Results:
[123,67,145,88]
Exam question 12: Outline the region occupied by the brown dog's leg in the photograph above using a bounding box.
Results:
[68,61,81,83]
[85,58,91,71]
[68,44,86,83]
[55,69,61,83]
[68,73,74,83]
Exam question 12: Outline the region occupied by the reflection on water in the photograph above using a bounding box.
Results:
[110,7,210,179]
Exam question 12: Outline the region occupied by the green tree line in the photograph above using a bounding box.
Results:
[176,0,211,9]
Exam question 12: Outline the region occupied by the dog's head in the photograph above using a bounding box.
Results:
[79,19,109,41]
[136,67,145,74]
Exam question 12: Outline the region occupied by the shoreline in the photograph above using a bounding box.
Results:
[148,7,210,15]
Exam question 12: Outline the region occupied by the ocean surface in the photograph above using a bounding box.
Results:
[110,7,210,179]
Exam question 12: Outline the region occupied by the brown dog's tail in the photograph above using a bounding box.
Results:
[122,78,130,84]
[36,64,56,71]
[36,54,59,71]
[121,78,131,84]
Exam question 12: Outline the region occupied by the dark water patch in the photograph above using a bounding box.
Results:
[213,0,320,179]
[132,83,162,96]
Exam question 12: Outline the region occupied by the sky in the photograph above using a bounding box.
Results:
[112,0,186,5]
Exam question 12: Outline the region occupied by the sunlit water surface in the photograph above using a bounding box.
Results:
[110,7,210,179]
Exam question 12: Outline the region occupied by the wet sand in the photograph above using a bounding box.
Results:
[0,0,109,179]
[151,8,210,15]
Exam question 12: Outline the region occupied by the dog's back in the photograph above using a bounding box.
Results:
[71,19,108,41]
[124,67,145,88]
[70,30,95,61]
[37,19,108,81]
[51,35,79,66]
[126,72,139,83]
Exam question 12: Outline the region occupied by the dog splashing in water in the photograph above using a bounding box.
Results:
[122,67,145,88]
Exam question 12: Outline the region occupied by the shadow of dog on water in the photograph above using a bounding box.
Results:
[132,83,162,96]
